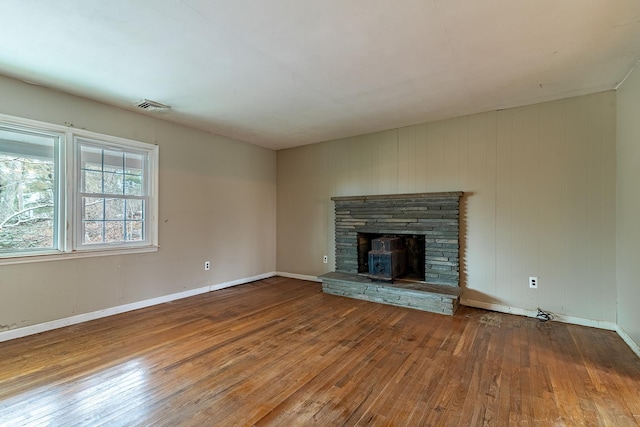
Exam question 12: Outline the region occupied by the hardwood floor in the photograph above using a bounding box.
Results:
[1,277,639,426]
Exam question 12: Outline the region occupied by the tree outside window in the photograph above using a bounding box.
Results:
[0,127,58,253]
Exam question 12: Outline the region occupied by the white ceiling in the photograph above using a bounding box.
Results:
[0,1,639,150]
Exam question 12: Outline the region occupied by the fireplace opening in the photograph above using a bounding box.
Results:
[357,233,425,282]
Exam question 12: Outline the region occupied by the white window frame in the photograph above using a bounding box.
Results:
[0,123,63,255]
[0,113,158,265]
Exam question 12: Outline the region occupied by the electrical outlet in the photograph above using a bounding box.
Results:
[323,255,328,264]
[204,261,211,271]
[529,276,538,289]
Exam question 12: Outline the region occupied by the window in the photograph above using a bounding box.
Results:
[0,126,60,253]
[0,114,158,262]
[77,139,148,248]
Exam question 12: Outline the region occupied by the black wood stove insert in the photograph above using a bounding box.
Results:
[367,236,407,281]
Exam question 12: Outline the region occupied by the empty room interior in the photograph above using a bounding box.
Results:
[1,1,640,425]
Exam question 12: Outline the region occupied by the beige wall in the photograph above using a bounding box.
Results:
[0,72,628,338]
[0,75,276,331]
[277,92,617,322]
[617,64,640,345]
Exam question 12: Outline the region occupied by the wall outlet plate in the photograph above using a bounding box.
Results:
[323,255,328,264]
[204,261,211,271]
[529,276,538,289]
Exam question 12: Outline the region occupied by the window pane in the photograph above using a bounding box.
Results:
[105,198,124,220]
[81,198,144,244]
[83,221,104,243]
[79,144,145,196]
[126,199,144,220]
[80,145,102,171]
[82,170,103,193]
[103,150,123,173]
[124,174,142,196]
[83,197,104,220]
[126,220,143,241]
[124,153,144,175]
[105,221,124,243]
[103,171,124,195]
[0,127,57,252]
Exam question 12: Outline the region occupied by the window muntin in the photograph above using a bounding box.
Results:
[0,126,60,254]
[77,140,149,248]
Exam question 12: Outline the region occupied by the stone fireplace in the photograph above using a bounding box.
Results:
[319,192,463,315]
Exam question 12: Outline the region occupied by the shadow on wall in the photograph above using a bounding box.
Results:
[458,191,503,306]
[459,191,470,295]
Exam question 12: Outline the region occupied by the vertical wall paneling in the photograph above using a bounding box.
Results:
[426,121,445,191]
[538,99,568,314]
[457,117,470,289]
[484,111,498,303]
[495,109,515,306]
[277,91,617,322]
[616,63,640,347]
[517,105,541,311]
[415,124,429,192]
[457,117,469,195]
[465,113,493,299]
[601,92,617,322]
[376,129,399,195]
[348,136,364,196]
[587,96,605,320]
[563,96,591,317]
[328,140,347,197]
[444,118,461,191]
[397,127,413,193]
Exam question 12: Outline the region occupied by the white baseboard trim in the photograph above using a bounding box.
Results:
[461,298,618,331]
[615,325,640,359]
[275,271,322,282]
[209,272,276,291]
[6,278,637,361]
[0,272,277,343]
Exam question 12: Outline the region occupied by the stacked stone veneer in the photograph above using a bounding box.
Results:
[332,192,462,287]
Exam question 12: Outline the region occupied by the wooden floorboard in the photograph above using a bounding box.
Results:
[1,276,639,426]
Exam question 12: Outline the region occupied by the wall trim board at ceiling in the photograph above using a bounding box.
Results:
[462,298,639,359]
[0,272,277,343]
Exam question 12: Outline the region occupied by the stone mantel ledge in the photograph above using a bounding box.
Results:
[331,192,463,202]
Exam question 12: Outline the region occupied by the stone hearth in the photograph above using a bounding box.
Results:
[319,192,462,315]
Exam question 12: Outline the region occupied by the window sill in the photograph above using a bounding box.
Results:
[0,246,159,266]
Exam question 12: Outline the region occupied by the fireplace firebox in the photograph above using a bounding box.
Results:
[358,233,425,282]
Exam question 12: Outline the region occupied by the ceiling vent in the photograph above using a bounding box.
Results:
[134,99,171,113]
